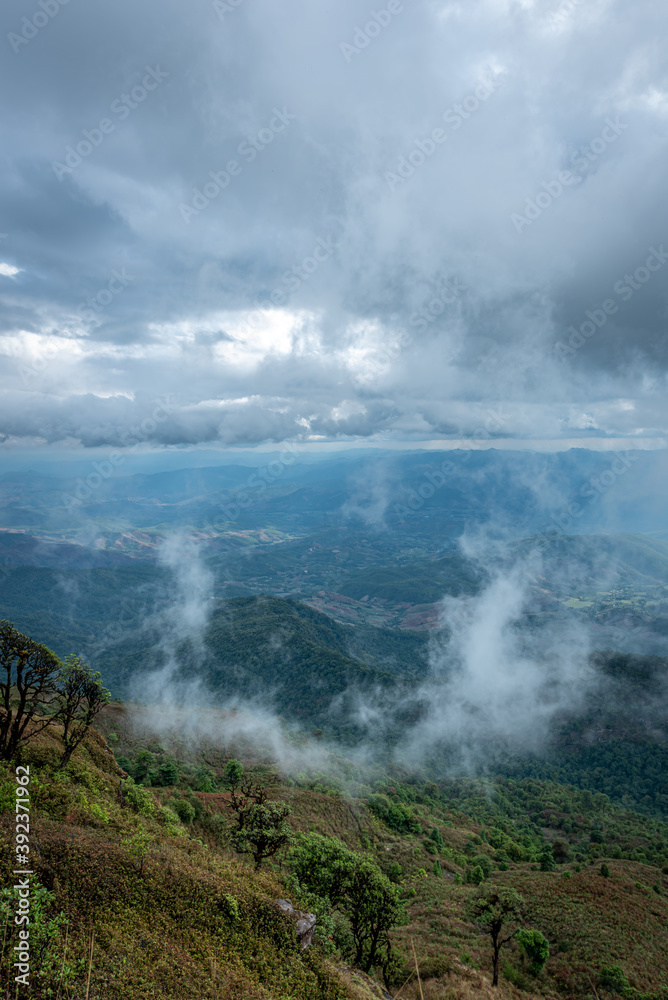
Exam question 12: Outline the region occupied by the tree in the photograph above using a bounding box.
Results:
[193,765,216,792]
[516,928,549,976]
[55,655,110,770]
[228,778,291,869]
[539,846,556,871]
[552,839,571,864]
[133,749,157,784]
[0,621,61,761]
[158,757,179,787]
[289,833,403,975]
[224,758,244,790]
[465,885,526,987]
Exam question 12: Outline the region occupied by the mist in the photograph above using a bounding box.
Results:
[130,532,215,706]
[398,555,595,772]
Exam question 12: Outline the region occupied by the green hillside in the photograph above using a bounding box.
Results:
[4,701,666,999]
[202,596,408,738]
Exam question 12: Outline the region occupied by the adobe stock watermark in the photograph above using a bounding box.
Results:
[231,229,340,340]
[18,266,135,386]
[353,275,467,388]
[78,267,134,324]
[340,1,406,64]
[391,408,506,521]
[213,0,245,19]
[52,66,169,181]
[548,0,587,29]
[61,398,174,510]
[385,75,502,192]
[179,107,296,224]
[409,275,467,331]
[8,0,74,55]
[202,444,299,528]
[535,450,640,540]
[13,765,32,988]
[511,117,628,233]
[554,245,667,361]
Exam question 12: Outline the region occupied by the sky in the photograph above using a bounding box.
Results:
[1,0,667,455]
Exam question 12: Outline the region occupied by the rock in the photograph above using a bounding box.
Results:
[275,898,317,949]
[295,912,317,949]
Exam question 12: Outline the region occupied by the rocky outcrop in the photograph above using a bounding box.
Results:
[275,898,317,949]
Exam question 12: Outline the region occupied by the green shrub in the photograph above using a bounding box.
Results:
[368,794,421,835]
[0,881,82,994]
[466,865,485,885]
[600,965,630,996]
[516,928,549,976]
[220,893,240,921]
[158,758,180,787]
[123,777,156,817]
[429,827,445,847]
[169,797,196,824]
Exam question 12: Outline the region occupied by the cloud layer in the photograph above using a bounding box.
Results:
[1,0,667,449]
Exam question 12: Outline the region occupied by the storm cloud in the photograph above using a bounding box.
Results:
[1,0,667,451]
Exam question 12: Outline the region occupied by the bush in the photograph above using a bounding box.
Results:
[193,766,217,792]
[220,893,240,921]
[158,758,180,787]
[170,798,196,824]
[420,955,452,980]
[289,832,403,974]
[123,778,156,817]
[600,965,630,996]
[552,839,571,864]
[368,794,421,835]
[466,865,485,885]
[539,847,556,871]
[429,827,445,847]
[516,928,549,976]
[471,854,492,877]
[0,881,82,994]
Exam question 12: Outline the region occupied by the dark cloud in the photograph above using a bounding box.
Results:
[0,0,667,449]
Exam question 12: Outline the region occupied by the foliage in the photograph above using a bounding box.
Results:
[228,778,293,869]
[224,757,244,789]
[600,965,631,996]
[193,764,216,792]
[55,653,111,769]
[0,620,61,761]
[0,880,82,994]
[540,846,557,871]
[170,796,196,823]
[367,793,421,834]
[122,828,155,875]
[122,776,156,817]
[516,927,550,976]
[289,832,403,975]
[158,757,180,787]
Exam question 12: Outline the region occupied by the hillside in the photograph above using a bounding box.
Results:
[4,702,665,999]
